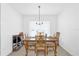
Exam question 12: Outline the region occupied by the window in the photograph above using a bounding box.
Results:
[29,21,50,37]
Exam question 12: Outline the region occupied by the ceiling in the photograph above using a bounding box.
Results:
[9,3,79,15]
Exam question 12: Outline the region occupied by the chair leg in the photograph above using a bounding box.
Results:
[45,49,48,56]
[44,50,47,56]
[25,48,28,56]
[36,53,38,56]
[36,50,38,56]
[54,51,57,56]
[46,47,48,56]
[44,51,46,56]
[54,42,57,56]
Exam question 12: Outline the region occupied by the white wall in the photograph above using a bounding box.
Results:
[1,4,23,56]
[58,5,79,55]
[0,4,1,55]
[23,15,57,36]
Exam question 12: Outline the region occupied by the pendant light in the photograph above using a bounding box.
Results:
[36,6,43,25]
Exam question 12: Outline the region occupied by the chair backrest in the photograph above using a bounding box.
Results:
[35,33,46,46]
[55,32,60,39]
[18,32,24,40]
[37,32,44,36]
[23,34,29,49]
[24,40,28,49]
[37,32,41,36]
[52,32,60,39]
[41,32,44,35]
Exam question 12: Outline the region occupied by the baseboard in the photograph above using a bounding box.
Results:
[60,45,72,56]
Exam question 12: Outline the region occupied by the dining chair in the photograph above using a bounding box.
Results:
[53,32,60,46]
[35,34,48,56]
[46,32,60,56]
[23,34,29,56]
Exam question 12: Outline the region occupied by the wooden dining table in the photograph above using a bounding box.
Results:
[23,37,58,56]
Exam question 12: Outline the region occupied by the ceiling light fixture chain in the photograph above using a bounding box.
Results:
[36,5,43,25]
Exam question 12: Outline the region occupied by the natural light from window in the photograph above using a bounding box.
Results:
[29,21,50,37]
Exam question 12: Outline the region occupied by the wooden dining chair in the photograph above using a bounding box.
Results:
[54,32,60,46]
[46,32,60,56]
[23,34,29,56]
[53,32,60,55]
[35,34,48,56]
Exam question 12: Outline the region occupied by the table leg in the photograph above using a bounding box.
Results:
[54,41,57,56]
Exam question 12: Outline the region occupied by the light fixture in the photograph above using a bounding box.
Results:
[36,6,43,25]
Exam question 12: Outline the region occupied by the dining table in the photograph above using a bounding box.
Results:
[23,36,58,56]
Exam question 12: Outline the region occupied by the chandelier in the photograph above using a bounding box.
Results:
[36,6,43,25]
